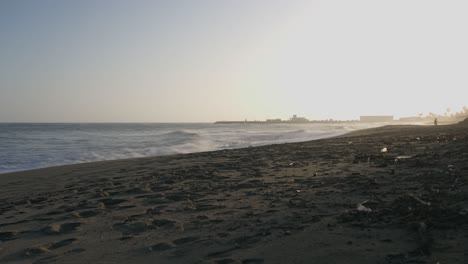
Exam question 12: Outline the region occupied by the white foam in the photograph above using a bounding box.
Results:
[0,122,380,174]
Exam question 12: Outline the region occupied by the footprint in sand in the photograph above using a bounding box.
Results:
[21,238,78,258]
[113,221,154,235]
[242,258,264,264]
[0,231,18,242]
[75,209,100,218]
[98,198,127,207]
[149,242,174,252]
[118,236,134,241]
[48,238,78,250]
[113,218,180,235]
[22,246,49,258]
[45,210,65,216]
[152,219,176,228]
[172,236,199,245]
[216,259,239,264]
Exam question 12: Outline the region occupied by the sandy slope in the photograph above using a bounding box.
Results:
[1,121,467,263]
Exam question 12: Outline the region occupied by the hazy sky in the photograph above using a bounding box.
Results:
[1,0,467,122]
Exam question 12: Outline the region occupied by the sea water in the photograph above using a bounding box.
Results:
[0,123,380,174]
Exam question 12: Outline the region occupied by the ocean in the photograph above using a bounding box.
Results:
[0,122,379,174]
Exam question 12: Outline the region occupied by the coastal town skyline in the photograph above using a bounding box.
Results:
[215,108,468,124]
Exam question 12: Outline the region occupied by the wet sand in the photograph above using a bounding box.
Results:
[1,120,467,263]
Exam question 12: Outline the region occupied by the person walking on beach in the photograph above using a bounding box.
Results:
[434,118,438,125]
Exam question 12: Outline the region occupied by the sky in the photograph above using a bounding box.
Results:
[1,0,467,122]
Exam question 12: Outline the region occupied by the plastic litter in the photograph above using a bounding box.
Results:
[381,147,388,153]
[408,194,431,206]
[396,155,412,160]
[357,203,372,213]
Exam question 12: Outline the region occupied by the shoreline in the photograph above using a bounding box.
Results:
[0,124,361,176]
[0,123,445,176]
[1,120,467,263]
[3,121,458,176]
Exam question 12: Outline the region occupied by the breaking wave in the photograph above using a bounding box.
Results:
[0,122,380,174]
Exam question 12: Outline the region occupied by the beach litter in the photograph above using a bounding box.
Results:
[396,156,412,160]
[395,155,412,163]
[381,147,388,153]
[408,193,431,206]
[357,203,372,213]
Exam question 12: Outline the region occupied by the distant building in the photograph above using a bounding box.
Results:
[289,115,309,123]
[266,118,282,123]
[360,116,394,122]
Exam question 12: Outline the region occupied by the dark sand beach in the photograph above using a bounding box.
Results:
[1,120,467,264]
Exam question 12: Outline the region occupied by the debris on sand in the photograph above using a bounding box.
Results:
[395,155,412,160]
[357,203,372,213]
[407,193,431,206]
